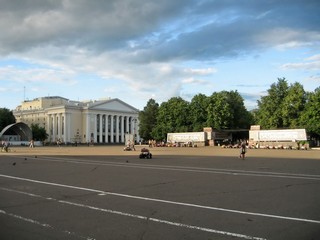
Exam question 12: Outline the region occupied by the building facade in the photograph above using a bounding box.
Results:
[13,96,140,144]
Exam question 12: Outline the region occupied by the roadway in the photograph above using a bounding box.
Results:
[0,146,319,240]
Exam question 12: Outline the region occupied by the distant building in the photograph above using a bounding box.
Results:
[13,96,140,144]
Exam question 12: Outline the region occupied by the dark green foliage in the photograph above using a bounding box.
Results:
[299,88,320,137]
[152,97,191,140]
[189,94,209,131]
[139,92,253,141]
[255,78,319,138]
[0,108,16,131]
[256,78,308,128]
[256,78,290,128]
[138,78,319,142]
[138,99,159,141]
[207,91,253,130]
[31,123,48,141]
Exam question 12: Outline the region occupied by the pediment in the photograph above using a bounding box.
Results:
[88,98,139,113]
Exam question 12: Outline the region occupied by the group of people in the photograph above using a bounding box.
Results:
[124,140,135,151]
[148,139,157,147]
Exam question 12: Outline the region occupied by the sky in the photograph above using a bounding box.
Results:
[0,0,319,111]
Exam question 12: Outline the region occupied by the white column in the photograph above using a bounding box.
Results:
[93,114,97,143]
[105,114,109,143]
[63,113,67,143]
[110,115,114,143]
[120,116,124,143]
[65,113,71,143]
[130,117,134,135]
[116,115,119,143]
[47,114,51,141]
[52,114,56,142]
[86,113,91,143]
[57,113,62,141]
[99,114,103,143]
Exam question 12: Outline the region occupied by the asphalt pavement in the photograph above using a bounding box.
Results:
[0,145,319,240]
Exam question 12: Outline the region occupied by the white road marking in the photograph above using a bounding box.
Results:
[0,209,95,240]
[1,174,319,224]
[0,187,266,240]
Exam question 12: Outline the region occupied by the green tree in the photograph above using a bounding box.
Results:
[189,94,209,131]
[256,78,289,128]
[206,92,233,129]
[282,82,306,128]
[152,97,190,140]
[31,123,48,141]
[256,78,310,130]
[300,88,320,137]
[138,99,159,141]
[224,90,253,129]
[0,108,16,131]
[206,90,252,130]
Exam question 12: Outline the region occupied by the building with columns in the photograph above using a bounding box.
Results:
[13,96,140,144]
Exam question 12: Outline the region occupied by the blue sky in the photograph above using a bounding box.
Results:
[0,0,319,111]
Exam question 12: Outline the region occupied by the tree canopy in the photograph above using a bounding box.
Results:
[140,91,253,141]
[31,123,48,141]
[0,108,16,131]
[138,99,159,141]
[299,87,320,137]
[255,78,319,139]
[256,78,290,128]
[138,78,319,142]
[152,97,191,141]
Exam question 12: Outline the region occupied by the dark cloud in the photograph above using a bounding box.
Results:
[121,0,320,64]
[1,0,319,59]
[0,0,194,54]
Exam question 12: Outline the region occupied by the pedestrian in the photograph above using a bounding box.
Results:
[29,139,34,148]
[2,141,9,152]
[239,140,247,159]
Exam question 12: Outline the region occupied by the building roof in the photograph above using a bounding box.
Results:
[0,122,32,141]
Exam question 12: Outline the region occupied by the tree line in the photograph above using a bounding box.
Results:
[139,78,320,141]
[1,78,319,143]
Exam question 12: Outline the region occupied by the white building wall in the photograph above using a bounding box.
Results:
[13,97,139,144]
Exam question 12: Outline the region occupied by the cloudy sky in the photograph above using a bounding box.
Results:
[0,0,319,111]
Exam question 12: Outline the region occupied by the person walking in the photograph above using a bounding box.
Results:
[239,140,247,159]
[29,139,34,148]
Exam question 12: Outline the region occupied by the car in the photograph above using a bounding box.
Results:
[139,148,152,159]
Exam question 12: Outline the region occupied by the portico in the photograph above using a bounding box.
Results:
[13,96,140,144]
[87,113,138,144]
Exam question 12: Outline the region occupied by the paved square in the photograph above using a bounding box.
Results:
[1,146,319,240]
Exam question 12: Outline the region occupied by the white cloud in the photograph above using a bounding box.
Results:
[280,54,320,71]
[307,74,320,82]
[184,67,217,75]
[0,65,77,85]
[306,54,320,61]
[181,78,208,84]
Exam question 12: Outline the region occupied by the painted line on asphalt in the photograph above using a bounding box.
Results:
[1,174,319,224]
[0,209,95,240]
[0,187,266,240]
